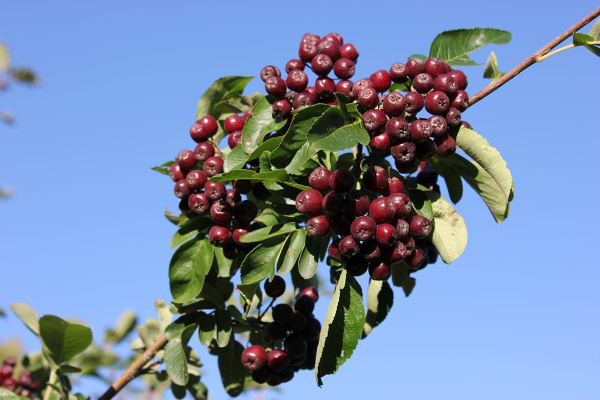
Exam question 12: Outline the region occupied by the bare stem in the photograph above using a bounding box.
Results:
[469,6,600,106]
[42,369,57,400]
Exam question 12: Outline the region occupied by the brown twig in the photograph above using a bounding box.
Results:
[98,333,168,400]
[469,6,600,106]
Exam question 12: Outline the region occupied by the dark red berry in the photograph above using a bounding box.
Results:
[448,70,468,90]
[346,255,369,276]
[295,295,315,315]
[252,182,271,201]
[0,365,12,380]
[223,114,243,134]
[369,197,395,223]
[268,350,290,372]
[289,310,308,332]
[331,213,352,235]
[203,156,224,177]
[210,200,232,225]
[2,378,18,391]
[227,130,243,149]
[323,33,343,45]
[232,224,250,246]
[424,58,448,79]
[204,180,225,201]
[197,115,218,136]
[339,235,360,258]
[369,261,392,280]
[315,77,336,99]
[362,109,387,132]
[317,40,340,60]
[450,90,469,111]
[405,246,427,270]
[357,88,379,110]
[410,120,432,142]
[389,62,410,83]
[300,287,319,302]
[264,275,286,298]
[233,200,258,223]
[413,73,434,94]
[333,58,355,79]
[361,240,382,262]
[309,167,331,191]
[190,122,210,143]
[209,225,231,246]
[445,107,462,127]
[285,59,305,73]
[364,166,388,193]
[302,317,322,341]
[169,163,184,182]
[284,333,308,357]
[323,191,344,213]
[382,93,405,117]
[188,193,210,214]
[194,142,215,161]
[434,134,457,157]
[351,216,377,241]
[410,215,432,239]
[417,166,438,188]
[352,78,375,96]
[369,131,392,154]
[301,33,321,45]
[265,76,287,99]
[403,236,416,256]
[416,139,437,160]
[260,65,281,82]
[311,54,333,76]
[286,69,308,92]
[272,303,294,324]
[328,239,343,261]
[404,91,424,114]
[336,80,354,97]
[272,99,292,119]
[329,169,355,193]
[174,180,190,199]
[433,73,458,96]
[306,215,330,236]
[391,141,416,163]
[395,159,418,174]
[186,169,207,191]
[234,179,252,194]
[383,177,404,195]
[461,121,473,129]
[299,41,318,63]
[242,108,252,122]
[375,223,397,246]
[406,57,426,78]
[389,193,412,218]
[424,91,450,115]
[345,190,370,216]
[296,189,324,216]
[384,240,407,262]
[387,117,410,140]
[292,91,318,109]
[428,115,448,137]
[339,43,359,61]
[252,368,273,384]
[369,70,391,92]
[179,198,194,216]
[241,345,268,370]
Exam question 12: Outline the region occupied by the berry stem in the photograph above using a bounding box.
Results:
[258,297,276,320]
[208,138,225,156]
[469,6,600,106]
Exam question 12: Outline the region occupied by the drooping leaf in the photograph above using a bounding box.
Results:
[429,157,463,204]
[242,95,288,153]
[165,209,187,226]
[214,310,233,348]
[240,235,287,284]
[210,169,308,190]
[425,191,468,264]
[39,315,93,365]
[9,303,39,335]
[223,145,249,173]
[151,160,176,175]
[298,235,326,279]
[315,269,364,386]
[195,76,253,120]
[104,310,137,344]
[165,316,198,386]
[239,223,297,243]
[363,280,393,337]
[391,262,416,297]
[277,229,307,275]
[169,236,214,303]
[171,217,211,249]
[236,282,260,318]
[198,313,216,346]
[483,51,505,80]
[584,44,600,57]
[284,142,317,174]
[429,28,511,65]
[217,341,248,397]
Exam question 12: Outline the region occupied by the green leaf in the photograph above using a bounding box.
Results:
[39,315,92,364]
[315,269,364,386]
[156,300,173,331]
[151,160,175,175]
[584,44,600,57]
[240,236,287,284]
[196,76,253,120]
[198,313,216,346]
[213,247,241,278]
[389,82,411,93]
[391,263,416,297]
[165,209,187,226]
[425,191,468,264]
[165,317,198,386]
[218,341,247,397]
[236,282,260,317]
[573,32,595,45]
[277,229,307,275]
[187,375,208,400]
[137,318,162,348]
[239,223,297,243]
[171,217,211,249]
[298,235,324,279]
[284,142,317,174]
[9,303,39,335]
[483,51,505,80]
[169,237,214,303]
[242,95,288,153]
[0,388,19,400]
[428,157,463,203]
[59,364,82,374]
[104,310,137,344]
[210,169,306,191]
[429,28,511,65]
[223,146,249,173]
[406,187,434,220]
[588,18,600,40]
[307,107,369,151]
[248,136,284,160]
[214,310,233,348]
[363,280,393,337]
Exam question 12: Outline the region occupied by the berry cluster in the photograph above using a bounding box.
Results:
[260,32,360,119]
[0,357,40,398]
[296,166,439,279]
[169,112,271,258]
[241,276,321,386]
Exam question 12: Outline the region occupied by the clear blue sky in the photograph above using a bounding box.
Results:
[2,1,599,399]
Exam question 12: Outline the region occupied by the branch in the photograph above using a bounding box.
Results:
[469,6,600,106]
[98,333,168,400]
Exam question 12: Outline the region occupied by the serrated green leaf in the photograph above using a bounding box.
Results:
[39,315,92,364]
[223,145,249,173]
[429,157,463,203]
[277,229,307,275]
[218,341,247,397]
[589,18,600,40]
[171,217,211,249]
[242,95,288,153]
[307,107,369,151]
[573,32,595,45]
[425,191,468,264]
[196,76,253,120]
[169,236,214,303]
[239,223,297,243]
[104,310,137,344]
[214,310,232,348]
[363,280,393,337]
[429,28,511,65]
[248,136,284,160]
[9,303,39,335]
[315,270,364,386]
[240,236,287,284]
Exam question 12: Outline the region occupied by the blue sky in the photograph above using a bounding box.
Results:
[1,1,600,399]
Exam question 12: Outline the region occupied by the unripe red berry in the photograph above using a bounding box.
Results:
[299,42,318,63]
[210,200,233,225]
[315,77,336,99]
[329,168,355,193]
[428,115,448,137]
[233,200,258,223]
[268,350,291,372]
[241,345,268,371]
[406,57,426,78]
[391,141,416,163]
[339,234,360,257]
[228,130,243,149]
[384,240,407,262]
[424,58,448,79]
[389,62,410,83]
[232,224,250,246]
[389,193,412,218]
[369,197,396,223]
[186,169,207,191]
[190,122,211,142]
[375,223,397,246]
[194,142,215,161]
[382,92,405,117]
[169,163,184,182]
[306,215,330,236]
[357,88,379,110]
[410,120,433,142]
[285,59,305,73]
[346,255,369,276]
[209,225,232,246]
[311,54,333,76]
[339,43,359,61]
[203,156,224,177]
[383,177,404,195]
[409,215,432,239]
[404,91,424,114]
[198,115,218,137]
[328,239,343,261]
[433,73,458,96]
[317,40,340,60]
[272,99,292,119]
[369,131,392,154]
[434,133,457,157]
[264,275,286,298]
[295,294,315,315]
[265,76,287,99]
[333,58,355,79]
[387,117,410,140]
[286,69,309,92]
[362,109,387,132]
[323,191,344,213]
[296,189,324,216]
[445,107,462,127]
[336,80,354,97]
[292,91,317,109]
[350,215,377,241]
[369,70,391,92]
[424,91,450,115]
[413,73,434,94]
[448,70,468,90]
[363,166,388,193]
[450,90,469,111]
[369,261,392,280]
[260,65,281,82]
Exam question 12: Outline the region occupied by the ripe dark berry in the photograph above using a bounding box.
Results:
[179,198,194,216]
[328,239,343,261]
[339,43,359,61]
[385,240,407,262]
[410,215,432,239]
[461,121,473,129]
[350,216,377,241]
[292,91,318,109]
[169,163,184,182]
[331,213,352,235]
[2,378,18,391]
[369,261,392,280]
[309,167,331,191]
[346,255,369,276]
[424,91,450,115]
[445,107,462,127]
[234,179,252,194]
[223,114,243,134]
[333,58,355,79]
[203,156,224,177]
[285,59,305,73]
[296,189,324,216]
[424,58,448,79]
[232,224,250,246]
[433,73,458,96]
[336,80,354,97]
[369,131,392,154]
[190,122,211,142]
[295,295,315,315]
[403,236,416,256]
[268,350,291,372]
[186,169,207,190]
[375,223,397,247]
[0,365,12,380]
[393,218,410,238]
[345,190,370,216]
[417,166,438,188]
[252,182,271,201]
[272,303,294,325]
[174,180,190,199]
[233,200,258,223]
[357,88,379,110]
[285,333,308,357]
[286,69,308,92]
[450,90,469,111]
[362,109,387,132]
[204,180,226,201]
[406,57,426,78]
[448,70,468,90]
[302,317,322,341]
[301,33,321,44]
[387,117,410,140]
[227,130,243,149]
[194,142,215,161]
[369,70,391,92]
[272,99,292,119]
[317,40,340,60]
[361,240,382,262]
[339,235,360,258]
[323,192,344,213]
[389,193,412,218]
[416,139,437,160]
[252,368,273,384]
[260,65,281,82]
[264,275,286,298]
[177,149,197,173]
[265,76,287,99]
[413,73,434,94]
[300,286,319,302]
[404,91,424,114]
[329,168,355,193]
[324,33,343,45]
[267,323,287,341]
[198,115,218,137]
[428,115,448,137]
[241,345,268,370]
[405,246,427,270]
[210,200,232,225]
[209,225,232,246]
[306,215,330,236]
[352,78,375,96]
[315,77,336,99]
[389,62,410,83]
[188,193,210,214]
[382,93,405,117]
[299,41,318,63]
[434,133,457,157]
[410,120,432,142]
[383,177,404,195]
[289,310,308,332]
[391,141,416,163]
[364,166,388,193]
[311,54,333,76]
[369,197,395,223]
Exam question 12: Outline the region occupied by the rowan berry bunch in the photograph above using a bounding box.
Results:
[241,276,321,386]
[0,357,41,399]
